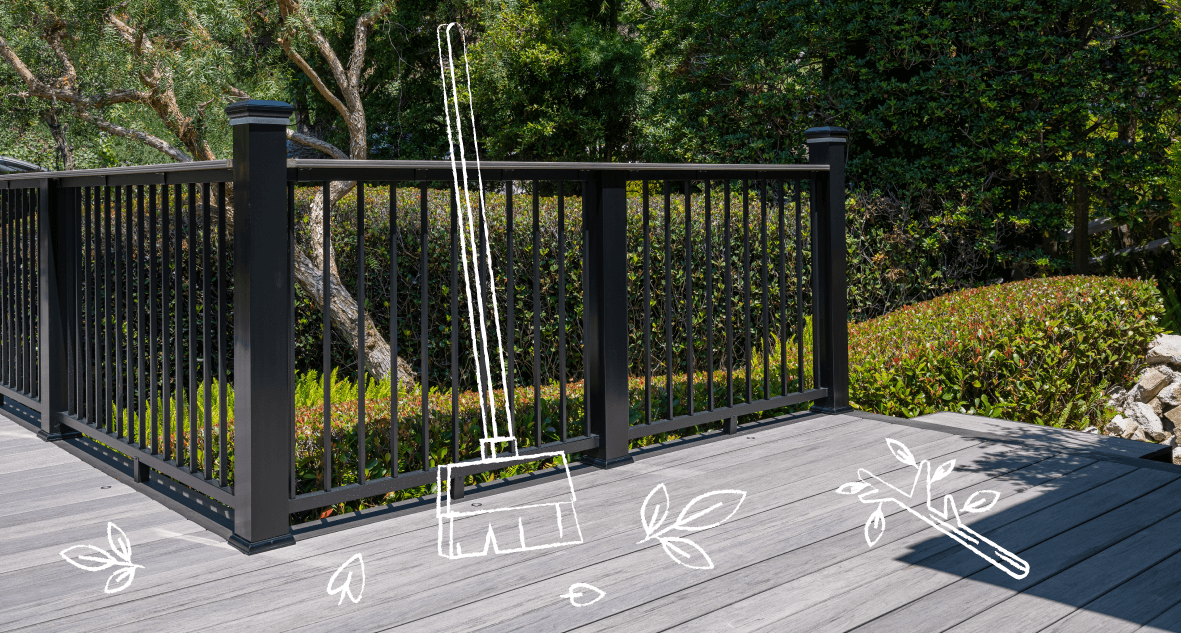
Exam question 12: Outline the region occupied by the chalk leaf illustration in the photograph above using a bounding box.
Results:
[886,438,916,467]
[639,484,746,570]
[835,438,1031,580]
[961,490,1001,514]
[640,483,671,540]
[59,522,144,594]
[560,583,606,608]
[837,481,872,495]
[327,553,366,605]
[932,459,957,483]
[672,490,747,532]
[659,536,714,570]
[864,505,887,546]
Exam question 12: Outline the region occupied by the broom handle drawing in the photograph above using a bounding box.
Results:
[870,493,1030,579]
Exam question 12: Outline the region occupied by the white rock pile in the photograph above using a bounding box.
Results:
[1103,333,1181,464]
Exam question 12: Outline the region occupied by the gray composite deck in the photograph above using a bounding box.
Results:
[3,408,1181,632]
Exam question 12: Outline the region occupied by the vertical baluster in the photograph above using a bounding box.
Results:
[705,181,714,410]
[778,180,787,396]
[505,182,514,442]
[557,180,567,441]
[82,188,91,424]
[125,186,134,442]
[19,189,26,395]
[149,185,158,454]
[642,181,651,426]
[174,183,184,465]
[663,182,672,419]
[202,182,212,478]
[115,185,124,437]
[684,180,693,416]
[188,183,197,472]
[321,181,332,489]
[161,185,172,461]
[389,185,398,476]
[220,182,229,484]
[356,182,366,485]
[419,182,429,472]
[724,181,733,410]
[104,186,113,431]
[3,189,9,391]
[761,179,769,401]
[137,186,146,446]
[531,184,541,448]
[4,189,11,391]
[742,180,752,404]
[807,177,817,384]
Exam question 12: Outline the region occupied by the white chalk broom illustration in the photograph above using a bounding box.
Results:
[836,438,1031,580]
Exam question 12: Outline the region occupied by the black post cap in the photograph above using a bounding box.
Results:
[803,126,850,141]
[225,100,294,124]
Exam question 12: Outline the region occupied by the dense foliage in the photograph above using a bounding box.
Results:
[849,276,1165,427]
[297,183,813,389]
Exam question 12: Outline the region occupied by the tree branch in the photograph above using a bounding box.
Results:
[73,108,193,162]
[0,32,147,107]
[278,35,350,120]
[287,128,348,159]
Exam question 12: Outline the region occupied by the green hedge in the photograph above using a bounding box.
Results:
[299,183,812,391]
[849,276,1164,427]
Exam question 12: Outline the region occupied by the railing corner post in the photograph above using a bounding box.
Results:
[225,99,297,553]
[582,170,634,469]
[38,177,80,442]
[804,126,852,414]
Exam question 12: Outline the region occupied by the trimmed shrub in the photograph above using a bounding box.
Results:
[849,276,1164,427]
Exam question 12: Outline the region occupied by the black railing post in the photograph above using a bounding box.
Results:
[38,178,80,441]
[805,126,852,414]
[225,99,296,553]
[582,170,634,468]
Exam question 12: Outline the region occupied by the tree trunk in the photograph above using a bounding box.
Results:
[299,179,415,385]
[40,109,74,171]
[1073,177,1090,274]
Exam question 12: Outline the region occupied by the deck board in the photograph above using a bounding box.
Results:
[2,409,1181,632]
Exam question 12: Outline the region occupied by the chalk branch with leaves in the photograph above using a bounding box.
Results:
[836,438,1031,580]
[639,484,747,570]
[58,522,145,594]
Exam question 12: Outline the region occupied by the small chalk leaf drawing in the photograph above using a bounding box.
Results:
[638,483,747,570]
[59,522,144,594]
[327,553,366,605]
[836,438,1031,580]
[560,583,606,607]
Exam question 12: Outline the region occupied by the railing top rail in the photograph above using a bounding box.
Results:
[0,158,826,186]
[288,158,827,182]
[0,159,232,186]
[287,158,827,172]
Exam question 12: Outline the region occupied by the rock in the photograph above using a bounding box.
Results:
[1130,426,1149,442]
[1174,446,1181,467]
[1135,368,1171,403]
[1149,397,1164,417]
[1147,334,1181,367]
[1160,379,1181,409]
[1081,426,1099,434]
[1164,407,1181,433]
[1128,402,1169,441]
[1105,415,1133,437]
[1164,435,1178,448]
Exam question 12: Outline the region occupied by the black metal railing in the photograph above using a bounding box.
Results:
[0,100,850,554]
[0,186,40,410]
